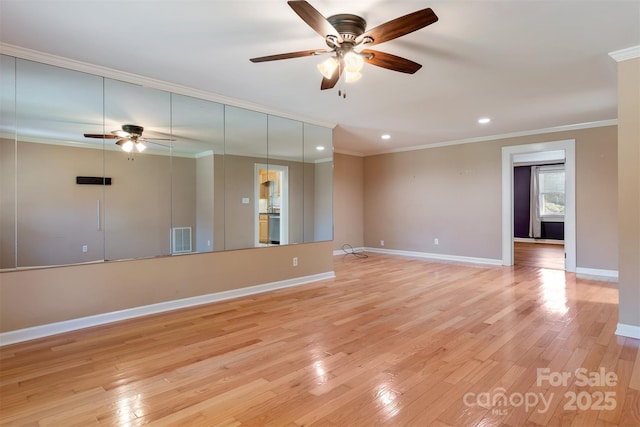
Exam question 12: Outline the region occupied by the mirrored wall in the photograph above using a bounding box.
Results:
[0,55,333,270]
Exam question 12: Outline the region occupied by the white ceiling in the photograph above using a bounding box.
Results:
[1,0,638,156]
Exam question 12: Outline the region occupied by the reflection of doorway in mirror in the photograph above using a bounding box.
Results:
[254,163,289,247]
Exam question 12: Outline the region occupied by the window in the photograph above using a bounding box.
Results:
[538,166,565,219]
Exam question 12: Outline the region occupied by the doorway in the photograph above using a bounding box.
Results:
[254,163,289,247]
[501,140,576,272]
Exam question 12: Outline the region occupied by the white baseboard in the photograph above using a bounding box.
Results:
[364,247,503,266]
[333,247,366,256]
[0,271,335,347]
[615,323,640,339]
[575,267,619,282]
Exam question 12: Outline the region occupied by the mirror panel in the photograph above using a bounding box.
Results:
[0,55,16,269]
[103,78,171,261]
[15,59,105,267]
[304,123,333,242]
[170,93,225,253]
[224,105,267,251]
[264,115,303,247]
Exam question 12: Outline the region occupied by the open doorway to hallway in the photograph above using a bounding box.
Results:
[502,140,575,272]
[512,152,566,270]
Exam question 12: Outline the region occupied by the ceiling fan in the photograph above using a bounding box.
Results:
[250,1,438,91]
[84,124,173,153]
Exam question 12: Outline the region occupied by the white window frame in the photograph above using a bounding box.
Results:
[537,165,565,222]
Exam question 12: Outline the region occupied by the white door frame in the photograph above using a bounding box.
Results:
[254,163,289,246]
[501,139,576,272]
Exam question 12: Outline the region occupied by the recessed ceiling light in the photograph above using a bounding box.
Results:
[478,117,491,124]
[381,134,391,140]
[316,145,325,151]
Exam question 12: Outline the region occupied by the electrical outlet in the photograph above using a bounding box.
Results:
[434,238,439,245]
[82,245,88,253]
[293,257,298,267]
[380,240,384,246]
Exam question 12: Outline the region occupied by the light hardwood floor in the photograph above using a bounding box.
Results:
[514,242,565,270]
[1,254,639,426]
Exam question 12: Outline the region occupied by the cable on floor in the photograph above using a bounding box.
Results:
[342,243,368,258]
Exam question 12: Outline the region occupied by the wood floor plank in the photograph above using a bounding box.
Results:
[1,253,639,426]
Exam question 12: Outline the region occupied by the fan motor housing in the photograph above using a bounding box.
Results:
[122,124,144,136]
[327,14,367,43]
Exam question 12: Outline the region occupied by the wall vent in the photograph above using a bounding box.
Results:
[172,227,192,254]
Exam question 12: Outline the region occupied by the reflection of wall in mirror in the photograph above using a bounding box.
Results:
[0,138,17,269]
[1,140,197,267]
[225,155,305,250]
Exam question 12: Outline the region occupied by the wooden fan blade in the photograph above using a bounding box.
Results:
[140,137,176,142]
[356,8,438,46]
[84,133,118,139]
[321,67,342,90]
[251,49,329,63]
[288,1,342,42]
[361,49,422,74]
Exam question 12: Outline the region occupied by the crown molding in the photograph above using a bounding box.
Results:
[0,43,337,130]
[609,45,640,62]
[368,119,618,156]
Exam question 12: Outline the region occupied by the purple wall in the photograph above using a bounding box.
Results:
[513,165,564,240]
[514,166,531,238]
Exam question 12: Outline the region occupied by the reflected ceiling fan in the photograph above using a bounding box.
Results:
[84,124,173,153]
[250,1,438,92]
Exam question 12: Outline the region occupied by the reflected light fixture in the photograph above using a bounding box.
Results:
[478,117,491,124]
[316,145,326,151]
[121,139,134,153]
[119,138,146,153]
[381,134,391,140]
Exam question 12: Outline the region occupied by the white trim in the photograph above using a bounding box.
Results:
[333,247,365,256]
[334,148,367,157]
[364,247,502,266]
[0,271,335,346]
[615,323,640,339]
[609,45,640,62]
[0,43,336,130]
[575,267,619,282]
[502,139,576,272]
[368,120,616,156]
[254,163,289,246]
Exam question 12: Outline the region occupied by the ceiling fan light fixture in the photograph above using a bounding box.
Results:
[121,139,134,153]
[317,56,338,79]
[343,51,364,73]
[135,142,146,153]
[345,70,362,83]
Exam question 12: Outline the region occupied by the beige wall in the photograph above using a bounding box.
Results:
[313,161,333,242]
[333,153,364,250]
[0,241,333,332]
[360,126,618,270]
[617,57,640,328]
